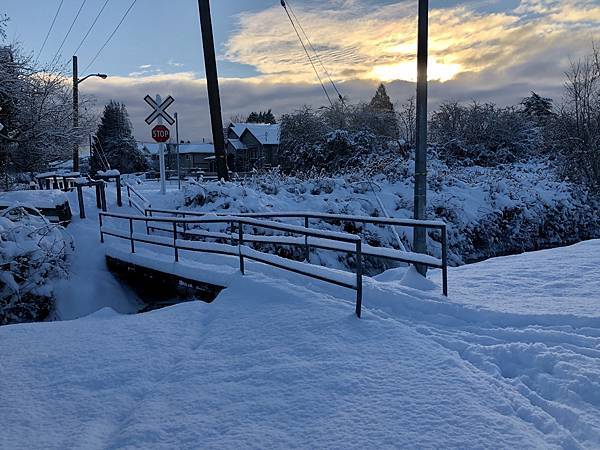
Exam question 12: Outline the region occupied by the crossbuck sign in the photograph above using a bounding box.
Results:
[144,95,175,126]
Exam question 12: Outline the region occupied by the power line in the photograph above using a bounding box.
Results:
[73,0,111,56]
[82,0,137,73]
[280,0,333,106]
[285,0,344,102]
[50,0,88,65]
[35,0,64,65]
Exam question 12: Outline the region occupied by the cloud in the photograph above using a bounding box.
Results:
[79,0,598,142]
[224,0,598,84]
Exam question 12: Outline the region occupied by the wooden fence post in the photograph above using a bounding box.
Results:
[304,215,310,262]
[116,176,122,207]
[99,213,104,243]
[76,185,85,219]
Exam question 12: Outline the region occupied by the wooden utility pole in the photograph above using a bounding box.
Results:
[197,0,229,181]
[413,0,429,273]
[72,55,79,173]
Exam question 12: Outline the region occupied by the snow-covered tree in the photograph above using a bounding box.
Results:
[93,101,147,174]
[0,38,95,181]
[521,92,554,120]
[369,83,394,112]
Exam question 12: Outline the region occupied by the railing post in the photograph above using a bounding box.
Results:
[100,182,107,212]
[304,215,310,262]
[238,221,245,275]
[116,176,122,207]
[129,217,135,253]
[355,239,363,318]
[127,185,132,207]
[146,210,152,235]
[99,213,104,243]
[76,185,85,219]
[173,221,179,262]
[441,225,448,297]
[95,183,102,209]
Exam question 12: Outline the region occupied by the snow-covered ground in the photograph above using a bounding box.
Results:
[1,179,598,448]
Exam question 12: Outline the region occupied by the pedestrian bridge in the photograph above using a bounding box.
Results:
[100,184,448,317]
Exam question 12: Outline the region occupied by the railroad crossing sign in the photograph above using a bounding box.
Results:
[144,95,175,125]
[152,124,170,143]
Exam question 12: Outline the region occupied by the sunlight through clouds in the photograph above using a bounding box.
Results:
[224,0,599,84]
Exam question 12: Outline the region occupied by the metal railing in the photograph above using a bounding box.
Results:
[124,182,152,215]
[143,207,448,296]
[99,212,366,317]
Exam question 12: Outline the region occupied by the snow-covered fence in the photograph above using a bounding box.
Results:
[144,207,448,295]
[98,211,448,317]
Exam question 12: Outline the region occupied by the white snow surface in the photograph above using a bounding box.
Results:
[1,180,599,449]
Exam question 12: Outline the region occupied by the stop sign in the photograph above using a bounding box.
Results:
[152,124,170,143]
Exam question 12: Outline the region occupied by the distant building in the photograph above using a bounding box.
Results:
[138,142,217,174]
[226,123,280,172]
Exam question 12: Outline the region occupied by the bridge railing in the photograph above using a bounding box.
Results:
[143,207,448,296]
[99,211,369,317]
[124,182,152,215]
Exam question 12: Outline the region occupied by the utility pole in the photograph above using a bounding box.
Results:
[413,0,429,274]
[72,56,79,173]
[175,112,181,190]
[72,55,107,173]
[197,0,229,181]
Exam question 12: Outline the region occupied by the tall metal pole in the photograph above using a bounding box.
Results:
[197,0,229,181]
[175,111,181,190]
[72,55,79,173]
[413,0,429,273]
[156,94,167,195]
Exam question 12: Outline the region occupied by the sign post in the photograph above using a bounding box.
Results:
[145,94,175,195]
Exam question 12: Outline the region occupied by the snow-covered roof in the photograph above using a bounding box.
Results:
[139,143,214,156]
[229,123,281,146]
[228,139,247,151]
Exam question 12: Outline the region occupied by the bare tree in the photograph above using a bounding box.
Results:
[556,46,600,187]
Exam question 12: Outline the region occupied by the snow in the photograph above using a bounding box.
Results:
[0,189,69,209]
[1,179,599,448]
[97,169,121,177]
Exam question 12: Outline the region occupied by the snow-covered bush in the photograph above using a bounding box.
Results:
[178,159,600,271]
[0,207,73,325]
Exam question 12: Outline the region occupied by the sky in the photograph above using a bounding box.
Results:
[2,0,600,142]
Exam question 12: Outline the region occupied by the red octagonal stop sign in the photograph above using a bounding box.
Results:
[152,124,170,143]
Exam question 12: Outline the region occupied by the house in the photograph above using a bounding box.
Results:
[226,123,280,172]
[138,142,218,174]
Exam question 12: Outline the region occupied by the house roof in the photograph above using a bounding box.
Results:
[139,142,215,156]
[229,123,280,146]
[227,139,247,151]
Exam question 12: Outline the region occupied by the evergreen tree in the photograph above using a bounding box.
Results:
[521,92,554,119]
[93,101,147,174]
[246,109,277,124]
[369,83,394,112]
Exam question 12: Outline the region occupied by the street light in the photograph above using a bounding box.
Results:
[72,55,107,173]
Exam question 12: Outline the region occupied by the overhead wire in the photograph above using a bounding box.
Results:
[280,0,333,106]
[82,0,137,73]
[72,0,111,56]
[35,0,64,65]
[50,0,88,66]
[284,0,344,102]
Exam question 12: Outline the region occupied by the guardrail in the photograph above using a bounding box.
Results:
[99,212,366,317]
[124,182,152,215]
[143,207,448,296]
